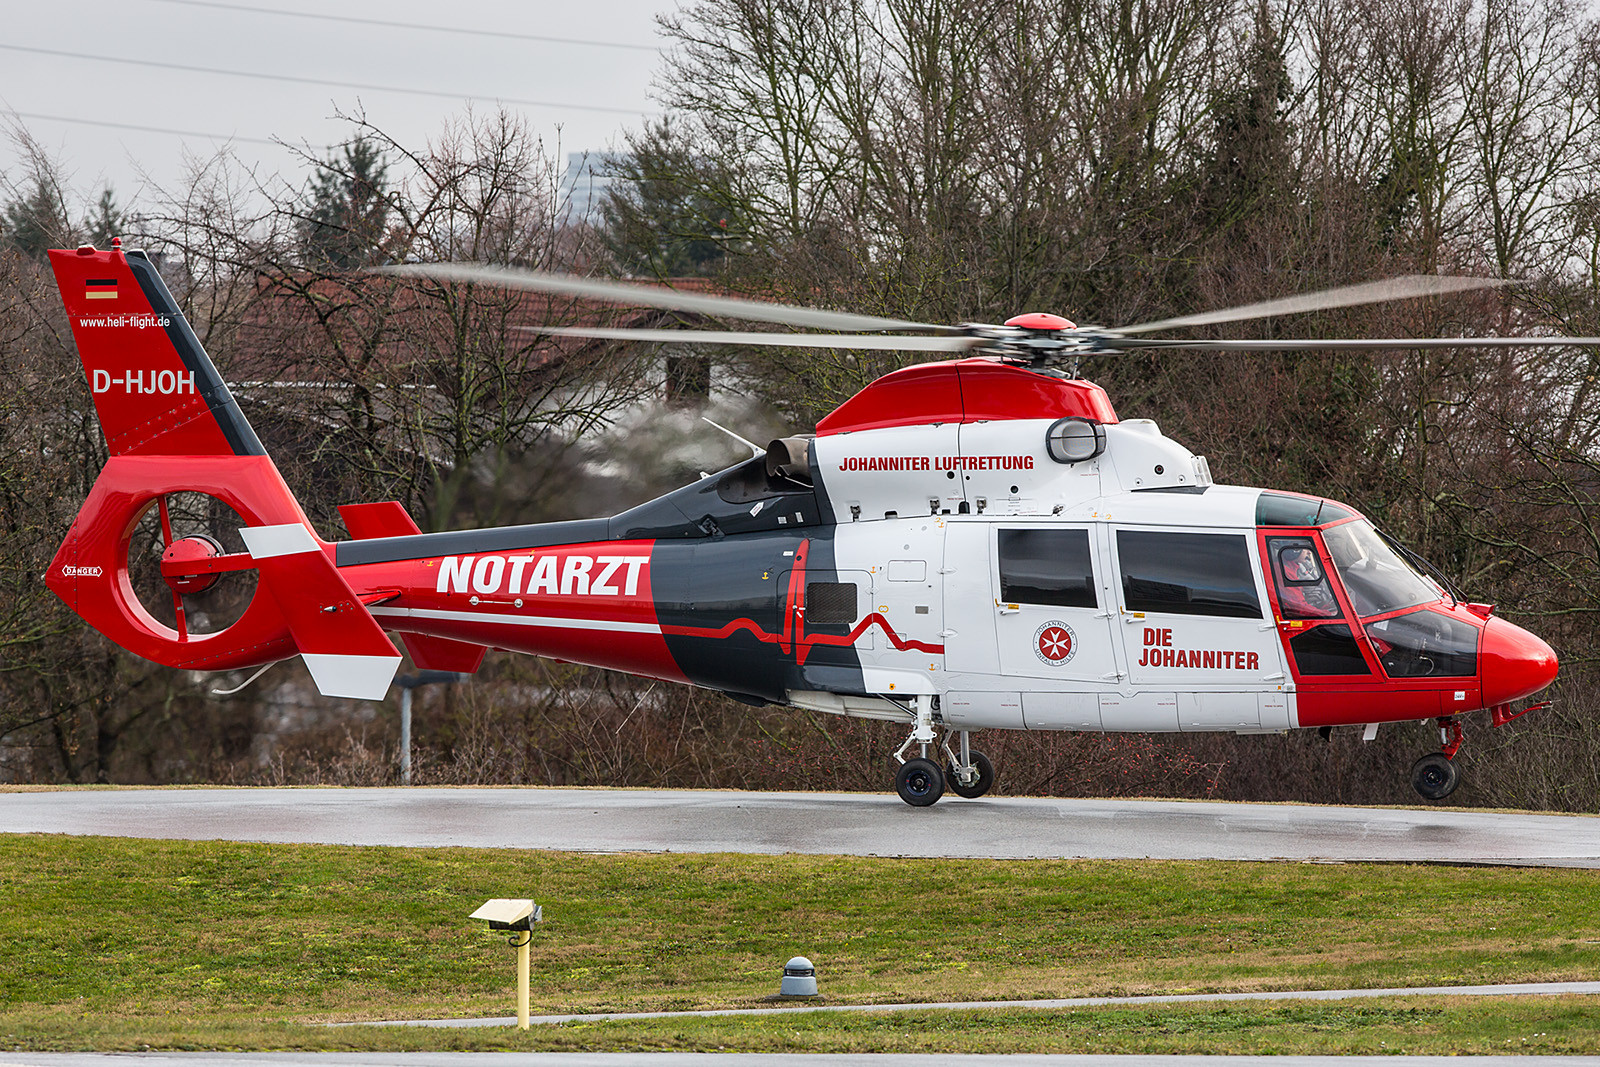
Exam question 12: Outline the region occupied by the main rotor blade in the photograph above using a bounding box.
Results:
[1117,275,1513,336]
[519,325,986,352]
[382,263,944,334]
[1106,335,1600,351]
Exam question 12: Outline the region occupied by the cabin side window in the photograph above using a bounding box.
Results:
[998,529,1097,608]
[1116,530,1262,618]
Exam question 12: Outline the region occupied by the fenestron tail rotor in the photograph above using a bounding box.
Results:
[129,492,259,641]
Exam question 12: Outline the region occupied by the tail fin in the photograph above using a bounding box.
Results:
[48,241,263,457]
[45,242,400,699]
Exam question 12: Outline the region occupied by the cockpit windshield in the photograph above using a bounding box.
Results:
[1322,520,1440,617]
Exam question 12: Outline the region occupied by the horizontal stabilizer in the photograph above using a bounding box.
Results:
[331,507,487,673]
[302,653,407,701]
[338,501,421,540]
[239,523,400,699]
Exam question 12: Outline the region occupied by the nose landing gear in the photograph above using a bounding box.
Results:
[891,696,994,806]
[1410,752,1459,800]
[1410,717,1464,801]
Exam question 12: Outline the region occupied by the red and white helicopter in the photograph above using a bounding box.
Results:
[45,242,1582,804]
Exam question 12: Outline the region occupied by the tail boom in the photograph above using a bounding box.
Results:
[340,536,690,686]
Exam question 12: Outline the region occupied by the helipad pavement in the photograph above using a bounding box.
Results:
[3,786,1598,865]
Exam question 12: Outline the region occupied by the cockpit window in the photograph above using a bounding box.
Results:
[1365,609,1478,678]
[1322,520,1439,617]
[1256,492,1356,527]
[1268,537,1340,619]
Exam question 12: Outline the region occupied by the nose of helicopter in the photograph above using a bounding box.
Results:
[1480,617,1559,707]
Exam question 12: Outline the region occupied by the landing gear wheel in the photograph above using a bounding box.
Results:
[1411,752,1460,800]
[947,750,995,799]
[895,757,945,807]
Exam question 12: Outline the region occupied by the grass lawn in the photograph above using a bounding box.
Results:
[2,832,1597,1053]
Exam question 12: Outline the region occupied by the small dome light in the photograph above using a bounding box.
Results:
[1005,312,1076,331]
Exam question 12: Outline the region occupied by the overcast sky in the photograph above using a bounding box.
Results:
[1,0,672,220]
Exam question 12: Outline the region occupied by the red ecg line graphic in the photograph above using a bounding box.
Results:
[659,538,945,664]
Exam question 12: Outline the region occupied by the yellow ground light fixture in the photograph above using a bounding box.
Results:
[469,898,543,1028]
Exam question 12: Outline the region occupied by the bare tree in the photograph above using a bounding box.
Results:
[1458,0,1600,277]
[133,108,662,533]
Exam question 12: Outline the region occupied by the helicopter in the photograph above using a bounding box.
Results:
[43,242,1583,805]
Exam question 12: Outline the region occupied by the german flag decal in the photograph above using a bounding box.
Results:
[84,278,118,300]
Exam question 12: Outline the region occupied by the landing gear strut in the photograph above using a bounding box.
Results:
[891,697,993,806]
[943,731,994,799]
[1411,717,1463,801]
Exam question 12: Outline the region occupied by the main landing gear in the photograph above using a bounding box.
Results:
[1411,717,1465,801]
[891,696,994,806]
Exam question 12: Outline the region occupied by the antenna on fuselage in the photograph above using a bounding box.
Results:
[701,417,764,459]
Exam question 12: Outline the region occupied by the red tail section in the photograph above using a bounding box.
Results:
[44,243,401,698]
